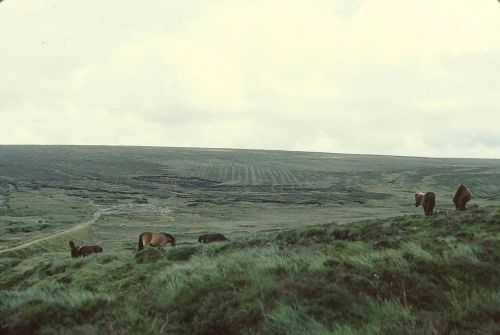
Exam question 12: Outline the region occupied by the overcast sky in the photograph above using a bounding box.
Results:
[1,0,499,158]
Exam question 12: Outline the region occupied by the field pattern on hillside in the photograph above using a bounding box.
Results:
[1,146,500,253]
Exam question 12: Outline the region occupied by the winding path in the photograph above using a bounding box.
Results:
[0,209,105,256]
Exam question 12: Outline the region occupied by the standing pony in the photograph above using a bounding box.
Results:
[138,232,176,251]
[415,192,436,216]
[453,184,472,211]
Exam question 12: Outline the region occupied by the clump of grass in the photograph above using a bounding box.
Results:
[0,283,112,334]
[134,245,198,263]
[447,243,480,264]
[401,242,434,263]
[443,290,500,333]
[262,304,332,335]
[0,257,21,272]
[346,298,417,334]
[134,247,168,264]
[165,245,198,261]
[149,257,271,334]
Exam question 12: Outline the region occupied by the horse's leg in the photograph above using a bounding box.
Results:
[149,237,162,247]
[144,234,154,248]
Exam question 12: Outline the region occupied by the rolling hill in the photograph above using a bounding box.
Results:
[0,146,499,334]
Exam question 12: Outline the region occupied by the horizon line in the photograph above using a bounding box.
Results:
[0,143,499,160]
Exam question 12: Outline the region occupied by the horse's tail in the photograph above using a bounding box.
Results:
[138,233,145,251]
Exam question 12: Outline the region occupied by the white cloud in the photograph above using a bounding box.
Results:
[1,0,499,158]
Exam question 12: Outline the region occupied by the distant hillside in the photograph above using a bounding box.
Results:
[1,145,500,253]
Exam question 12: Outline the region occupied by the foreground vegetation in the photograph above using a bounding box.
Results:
[1,205,499,334]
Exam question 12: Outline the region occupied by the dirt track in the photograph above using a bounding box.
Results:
[0,210,103,255]
[0,204,172,255]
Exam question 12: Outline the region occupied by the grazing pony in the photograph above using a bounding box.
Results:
[198,233,229,244]
[415,192,435,216]
[138,232,176,251]
[69,240,103,258]
[453,184,472,211]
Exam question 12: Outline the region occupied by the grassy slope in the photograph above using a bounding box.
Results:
[1,146,500,334]
[1,206,499,335]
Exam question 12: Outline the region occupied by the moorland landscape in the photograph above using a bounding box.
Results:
[0,145,499,334]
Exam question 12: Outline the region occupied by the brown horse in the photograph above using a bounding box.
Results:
[69,240,103,258]
[69,240,80,258]
[198,233,229,244]
[138,232,176,251]
[453,184,472,211]
[415,192,436,216]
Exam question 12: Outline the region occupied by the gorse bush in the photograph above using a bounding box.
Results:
[1,206,499,334]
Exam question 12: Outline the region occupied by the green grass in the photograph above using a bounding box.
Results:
[1,206,499,334]
[0,146,499,334]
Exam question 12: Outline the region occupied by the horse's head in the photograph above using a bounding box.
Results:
[414,193,423,207]
[171,238,176,247]
[69,241,80,258]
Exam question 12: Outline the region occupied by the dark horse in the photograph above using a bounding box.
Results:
[69,240,103,258]
[453,184,472,211]
[415,192,436,216]
[198,233,229,243]
[138,232,176,251]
